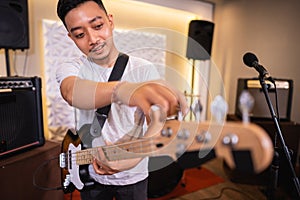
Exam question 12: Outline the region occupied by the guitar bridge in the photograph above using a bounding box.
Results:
[59,153,67,168]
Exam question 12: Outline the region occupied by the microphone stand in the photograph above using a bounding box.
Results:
[258,75,300,199]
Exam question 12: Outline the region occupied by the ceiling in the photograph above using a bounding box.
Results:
[128,0,216,16]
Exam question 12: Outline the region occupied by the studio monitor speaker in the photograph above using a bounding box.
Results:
[235,78,293,121]
[0,0,29,49]
[0,76,45,158]
[186,20,214,60]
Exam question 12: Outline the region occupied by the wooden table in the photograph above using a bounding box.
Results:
[0,140,64,200]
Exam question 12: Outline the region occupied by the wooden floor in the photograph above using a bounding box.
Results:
[172,158,294,200]
[64,158,296,200]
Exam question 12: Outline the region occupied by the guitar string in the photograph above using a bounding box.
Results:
[67,123,205,164]
[103,138,157,160]
[67,138,160,164]
[72,139,155,163]
[67,132,201,165]
[66,128,209,165]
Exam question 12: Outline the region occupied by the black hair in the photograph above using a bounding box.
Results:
[57,0,107,27]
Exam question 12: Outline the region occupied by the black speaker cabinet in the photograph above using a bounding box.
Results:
[0,76,44,158]
[0,0,29,49]
[235,78,293,121]
[186,20,214,60]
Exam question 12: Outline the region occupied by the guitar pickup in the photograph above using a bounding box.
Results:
[59,152,66,168]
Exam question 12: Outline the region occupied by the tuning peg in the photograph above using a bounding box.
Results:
[177,111,184,121]
[238,90,254,124]
[196,131,212,143]
[210,95,228,124]
[161,127,173,137]
[190,98,203,121]
[177,128,190,140]
[222,134,239,146]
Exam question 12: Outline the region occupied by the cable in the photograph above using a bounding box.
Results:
[32,156,63,191]
[33,156,77,200]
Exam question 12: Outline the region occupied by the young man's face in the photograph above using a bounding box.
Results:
[65,1,114,60]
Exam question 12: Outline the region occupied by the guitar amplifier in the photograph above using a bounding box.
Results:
[0,76,45,158]
[235,78,293,121]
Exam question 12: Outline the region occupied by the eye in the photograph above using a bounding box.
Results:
[94,24,103,30]
[75,33,85,39]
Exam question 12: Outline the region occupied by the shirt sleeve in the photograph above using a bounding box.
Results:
[56,58,82,86]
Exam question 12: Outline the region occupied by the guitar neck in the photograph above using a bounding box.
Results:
[76,148,97,165]
[74,120,273,174]
[75,138,158,165]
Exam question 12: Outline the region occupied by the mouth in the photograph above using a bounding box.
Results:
[90,42,106,53]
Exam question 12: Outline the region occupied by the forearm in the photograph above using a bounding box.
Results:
[60,78,188,119]
[60,76,118,109]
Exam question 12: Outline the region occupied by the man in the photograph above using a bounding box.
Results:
[56,0,188,199]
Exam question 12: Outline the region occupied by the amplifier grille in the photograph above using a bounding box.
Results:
[0,76,44,158]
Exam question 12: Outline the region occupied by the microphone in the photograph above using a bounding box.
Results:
[243,52,269,78]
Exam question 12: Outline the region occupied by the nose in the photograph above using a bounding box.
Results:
[87,29,99,46]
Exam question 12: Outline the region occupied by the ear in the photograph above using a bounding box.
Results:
[107,14,114,29]
[67,32,74,41]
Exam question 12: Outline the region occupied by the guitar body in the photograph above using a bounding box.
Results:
[61,129,95,194]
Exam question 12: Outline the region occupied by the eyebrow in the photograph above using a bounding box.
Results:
[70,16,103,33]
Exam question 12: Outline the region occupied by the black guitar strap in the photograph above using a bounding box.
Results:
[82,53,129,147]
[95,53,129,125]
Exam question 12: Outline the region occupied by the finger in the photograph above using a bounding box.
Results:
[93,159,105,174]
[134,99,151,123]
[146,86,178,116]
[175,89,189,116]
[93,159,119,175]
[148,94,172,116]
[130,80,187,120]
[144,105,166,137]
[131,87,170,122]
[153,80,189,116]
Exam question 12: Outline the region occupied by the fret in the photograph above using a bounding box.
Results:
[103,138,159,161]
[76,148,97,165]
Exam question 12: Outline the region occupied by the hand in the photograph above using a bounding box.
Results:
[91,142,143,175]
[92,158,119,175]
[112,79,188,123]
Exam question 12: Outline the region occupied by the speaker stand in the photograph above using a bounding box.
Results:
[5,48,11,76]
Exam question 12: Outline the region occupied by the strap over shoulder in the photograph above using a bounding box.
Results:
[97,53,129,115]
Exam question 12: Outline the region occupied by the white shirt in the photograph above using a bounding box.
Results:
[56,54,161,185]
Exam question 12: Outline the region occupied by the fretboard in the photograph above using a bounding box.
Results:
[75,138,158,165]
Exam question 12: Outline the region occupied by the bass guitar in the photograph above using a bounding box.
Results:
[59,120,274,194]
